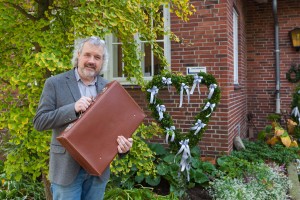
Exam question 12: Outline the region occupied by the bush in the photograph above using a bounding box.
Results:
[230,140,300,165]
[0,160,45,200]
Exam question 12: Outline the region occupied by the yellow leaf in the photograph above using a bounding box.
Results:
[22,118,28,125]
[267,136,279,145]
[287,119,297,134]
[280,136,292,147]
[275,127,284,136]
[290,140,298,147]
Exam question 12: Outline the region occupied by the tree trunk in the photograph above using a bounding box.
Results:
[42,173,52,200]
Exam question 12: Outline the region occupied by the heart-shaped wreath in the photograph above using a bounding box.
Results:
[146,72,221,152]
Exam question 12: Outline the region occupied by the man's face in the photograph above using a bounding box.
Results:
[77,42,104,82]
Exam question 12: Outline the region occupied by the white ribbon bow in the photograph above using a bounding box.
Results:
[147,86,159,104]
[165,126,175,143]
[175,139,191,181]
[208,84,217,99]
[202,102,216,117]
[179,83,190,107]
[162,77,172,91]
[190,75,203,95]
[156,104,166,121]
[190,119,206,135]
[291,106,300,125]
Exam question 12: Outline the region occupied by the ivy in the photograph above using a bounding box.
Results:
[0,0,195,184]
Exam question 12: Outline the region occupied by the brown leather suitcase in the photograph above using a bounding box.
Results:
[57,80,146,176]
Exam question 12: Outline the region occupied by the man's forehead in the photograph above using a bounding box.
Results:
[81,42,104,53]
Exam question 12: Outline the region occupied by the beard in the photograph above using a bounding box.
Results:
[79,63,101,80]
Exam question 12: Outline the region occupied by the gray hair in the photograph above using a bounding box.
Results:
[71,36,108,73]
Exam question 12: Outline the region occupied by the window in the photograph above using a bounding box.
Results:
[104,5,171,84]
[233,9,239,85]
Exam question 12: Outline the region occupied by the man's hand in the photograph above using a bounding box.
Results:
[75,96,93,113]
[117,136,133,153]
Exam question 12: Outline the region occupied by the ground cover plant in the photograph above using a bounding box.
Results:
[0,160,45,200]
[208,140,300,200]
[209,162,291,200]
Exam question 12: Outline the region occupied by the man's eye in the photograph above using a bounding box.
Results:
[95,56,101,60]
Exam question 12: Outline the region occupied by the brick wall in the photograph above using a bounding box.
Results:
[168,0,249,156]
[127,0,300,158]
[246,0,300,132]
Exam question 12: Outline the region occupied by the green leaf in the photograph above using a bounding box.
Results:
[193,171,209,184]
[157,163,169,175]
[134,174,145,183]
[148,143,167,155]
[145,175,160,186]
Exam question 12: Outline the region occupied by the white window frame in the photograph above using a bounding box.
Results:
[233,9,239,85]
[103,5,171,85]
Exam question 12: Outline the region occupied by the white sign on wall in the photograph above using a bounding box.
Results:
[186,67,206,75]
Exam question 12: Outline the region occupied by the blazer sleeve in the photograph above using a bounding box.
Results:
[33,78,78,131]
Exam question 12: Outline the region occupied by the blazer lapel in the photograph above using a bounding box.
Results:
[96,76,107,93]
[65,69,81,101]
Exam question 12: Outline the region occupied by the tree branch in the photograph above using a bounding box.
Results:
[3,1,37,21]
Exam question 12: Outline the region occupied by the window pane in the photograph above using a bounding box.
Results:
[143,42,152,77]
[112,38,123,78]
[109,5,170,80]
[142,41,163,76]
[154,42,163,75]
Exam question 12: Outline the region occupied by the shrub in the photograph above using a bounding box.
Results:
[230,140,300,165]
[209,162,291,200]
[0,160,45,199]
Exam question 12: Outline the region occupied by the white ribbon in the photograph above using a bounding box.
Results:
[207,84,217,99]
[162,77,172,91]
[291,106,300,125]
[179,83,190,107]
[190,75,203,95]
[202,102,216,117]
[190,119,206,135]
[156,104,166,121]
[147,86,159,104]
[165,126,175,143]
[175,139,191,181]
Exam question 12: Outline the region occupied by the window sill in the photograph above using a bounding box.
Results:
[110,77,153,86]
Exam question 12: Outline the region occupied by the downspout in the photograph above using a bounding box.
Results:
[273,0,280,114]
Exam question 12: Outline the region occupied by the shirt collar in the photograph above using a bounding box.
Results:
[74,68,97,86]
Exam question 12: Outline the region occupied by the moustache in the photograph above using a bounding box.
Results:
[85,64,96,69]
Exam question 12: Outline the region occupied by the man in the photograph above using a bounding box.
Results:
[33,36,133,200]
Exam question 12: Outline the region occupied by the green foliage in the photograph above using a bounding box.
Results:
[217,156,262,179]
[146,72,221,152]
[211,142,294,199]
[148,143,217,198]
[258,113,299,148]
[290,83,300,139]
[0,160,45,199]
[267,113,281,122]
[110,123,163,189]
[104,186,178,200]
[230,140,300,165]
[209,163,290,200]
[0,0,195,184]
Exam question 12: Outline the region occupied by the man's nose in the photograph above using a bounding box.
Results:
[88,56,96,63]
